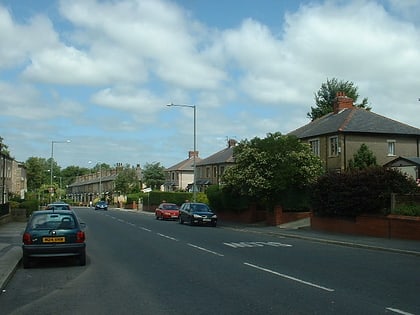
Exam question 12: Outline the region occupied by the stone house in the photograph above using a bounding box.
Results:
[195,139,237,190]
[164,151,201,192]
[289,92,420,173]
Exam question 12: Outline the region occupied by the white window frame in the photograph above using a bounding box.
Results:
[329,136,339,157]
[309,138,320,156]
[387,140,396,156]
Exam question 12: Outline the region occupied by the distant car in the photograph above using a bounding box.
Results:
[45,202,71,211]
[179,202,217,227]
[155,203,179,220]
[22,209,86,268]
[95,201,108,211]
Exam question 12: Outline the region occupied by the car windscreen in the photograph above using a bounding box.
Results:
[163,204,178,210]
[30,213,76,230]
[46,205,71,210]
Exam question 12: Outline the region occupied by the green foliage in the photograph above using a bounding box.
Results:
[348,144,377,170]
[307,78,371,121]
[392,204,420,216]
[114,166,140,194]
[222,132,324,210]
[207,185,250,213]
[25,157,50,191]
[142,162,165,190]
[128,191,207,207]
[20,199,39,216]
[311,167,418,217]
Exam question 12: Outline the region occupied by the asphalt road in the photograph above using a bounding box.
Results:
[0,207,418,315]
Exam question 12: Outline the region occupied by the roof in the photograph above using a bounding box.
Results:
[383,156,420,167]
[289,108,420,139]
[166,157,201,171]
[196,145,235,166]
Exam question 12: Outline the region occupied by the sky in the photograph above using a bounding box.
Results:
[1,0,420,170]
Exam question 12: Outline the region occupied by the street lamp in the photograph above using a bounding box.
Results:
[50,140,71,201]
[166,103,197,202]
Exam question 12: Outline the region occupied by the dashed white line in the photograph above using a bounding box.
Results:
[244,262,335,292]
[139,227,152,232]
[157,233,178,241]
[188,243,224,257]
[386,307,415,315]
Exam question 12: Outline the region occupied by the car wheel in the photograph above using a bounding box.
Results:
[212,222,217,227]
[190,218,195,226]
[179,216,184,224]
[79,251,86,266]
[22,255,31,269]
[155,215,159,220]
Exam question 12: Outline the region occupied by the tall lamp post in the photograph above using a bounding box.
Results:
[166,103,197,202]
[50,140,71,201]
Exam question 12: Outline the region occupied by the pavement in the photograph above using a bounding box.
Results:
[1,213,420,292]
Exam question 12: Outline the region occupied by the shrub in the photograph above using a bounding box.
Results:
[392,204,420,216]
[311,167,418,217]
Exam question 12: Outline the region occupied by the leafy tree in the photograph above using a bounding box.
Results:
[221,132,325,210]
[307,78,371,121]
[0,137,12,158]
[114,166,140,195]
[142,162,165,190]
[348,144,377,170]
[61,165,91,187]
[25,157,50,191]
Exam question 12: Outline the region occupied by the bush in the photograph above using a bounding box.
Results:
[311,167,418,217]
[20,199,39,217]
[392,204,420,216]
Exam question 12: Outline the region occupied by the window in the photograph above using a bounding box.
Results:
[387,140,396,156]
[329,136,339,156]
[309,139,320,156]
[206,167,210,177]
[213,166,217,177]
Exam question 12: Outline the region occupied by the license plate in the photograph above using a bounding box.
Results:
[203,218,211,222]
[42,237,65,243]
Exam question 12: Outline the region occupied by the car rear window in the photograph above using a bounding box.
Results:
[163,204,178,210]
[46,205,71,210]
[30,213,76,230]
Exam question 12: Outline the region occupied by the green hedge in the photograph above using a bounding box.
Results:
[127,191,208,207]
[310,167,419,217]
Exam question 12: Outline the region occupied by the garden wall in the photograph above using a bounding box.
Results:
[311,214,420,240]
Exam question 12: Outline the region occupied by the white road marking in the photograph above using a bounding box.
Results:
[386,307,415,315]
[140,227,152,232]
[157,233,178,241]
[244,262,335,292]
[188,243,224,256]
[224,241,292,248]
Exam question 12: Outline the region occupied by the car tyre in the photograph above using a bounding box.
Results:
[179,216,184,224]
[190,218,195,226]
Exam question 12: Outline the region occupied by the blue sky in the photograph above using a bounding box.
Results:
[1,0,420,169]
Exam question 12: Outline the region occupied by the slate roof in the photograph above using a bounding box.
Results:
[196,145,235,166]
[289,108,420,139]
[166,157,201,171]
[383,156,420,167]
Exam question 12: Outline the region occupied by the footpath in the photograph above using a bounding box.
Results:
[1,212,419,291]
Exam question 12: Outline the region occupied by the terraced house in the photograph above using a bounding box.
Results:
[289,92,420,176]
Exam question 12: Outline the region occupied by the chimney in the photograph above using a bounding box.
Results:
[227,139,237,148]
[188,151,199,158]
[334,91,354,113]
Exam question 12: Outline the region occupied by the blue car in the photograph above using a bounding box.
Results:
[95,201,108,211]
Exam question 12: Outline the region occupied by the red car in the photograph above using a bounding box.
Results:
[155,203,180,220]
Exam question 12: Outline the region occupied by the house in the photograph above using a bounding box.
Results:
[195,139,237,189]
[289,92,420,173]
[383,156,420,180]
[164,151,201,192]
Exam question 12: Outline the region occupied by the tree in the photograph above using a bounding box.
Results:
[348,144,377,170]
[61,165,91,187]
[142,162,165,190]
[307,78,371,121]
[25,157,50,191]
[221,132,325,210]
[114,166,140,195]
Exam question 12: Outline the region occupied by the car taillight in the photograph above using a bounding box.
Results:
[76,230,85,243]
[23,232,32,245]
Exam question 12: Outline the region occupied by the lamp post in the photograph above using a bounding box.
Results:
[50,140,71,201]
[166,103,197,202]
